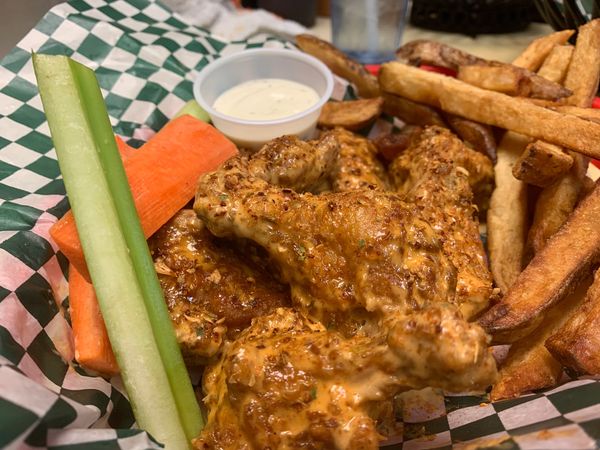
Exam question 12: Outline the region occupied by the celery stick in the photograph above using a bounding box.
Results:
[33,54,190,449]
[174,99,211,122]
[69,59,203,440]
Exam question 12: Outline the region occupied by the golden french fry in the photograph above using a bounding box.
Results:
[484,35,555,297]
[457,64,530,97]
[512,29,575,71]
[295,34,380,98]
[550,105,600,124]
[491,277,591,401]
[318,97,383,131]
[382,92,447,127]
[536,45,574,84]
[378,62,600,158]
[396,39,484,69]
[478,180,600,343]
[526,156,586,255]
[508,23,600,380]
[487,132,529,295]
[546,266,600,375]
[457,63,570,100]
[512,141,574,187]
[581,175,596,198]
[563,19,600,108]
[398,40,571,100]
[526,22,599,255]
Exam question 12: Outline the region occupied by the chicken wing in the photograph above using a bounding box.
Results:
[194,151,456,326]
[149,210,290,364]
[194,307,495,450]
[329,127,390,192]
[192,131,496,449]
[193,132,494,365]
[390,127,494,318]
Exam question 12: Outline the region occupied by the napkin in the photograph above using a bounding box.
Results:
[161,0,307,40]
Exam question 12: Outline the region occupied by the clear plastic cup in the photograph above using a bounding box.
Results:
[331,0,410,64]
[193,48,333,150]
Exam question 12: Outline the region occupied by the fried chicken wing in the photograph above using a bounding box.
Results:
[329,127,390,192]
[194,151,456,324]
[193,131,494,363]
[194,307,495,450]
[390,127,494,318]
[192,131,496,449]
[149,210,290,364]
[247,133,338,192]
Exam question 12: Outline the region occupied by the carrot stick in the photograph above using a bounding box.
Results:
[69,264,119,375]
[114,135,136,159]
[51,115,237,279]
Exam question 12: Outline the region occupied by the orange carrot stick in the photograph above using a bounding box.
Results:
[69,264,119,375]
[51,115,238,279]
[114,135,136,159]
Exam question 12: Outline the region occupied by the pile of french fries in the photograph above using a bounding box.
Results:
[297,20,600,401]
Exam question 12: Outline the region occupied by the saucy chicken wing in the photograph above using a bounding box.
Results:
[390,127,494,318]
[149,210,290,364]
[192,130,496,449]
[329,127,390,192]
[194,143,457,326]
[194,307,495,450]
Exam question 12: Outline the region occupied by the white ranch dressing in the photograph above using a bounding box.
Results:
[213,78,320,121]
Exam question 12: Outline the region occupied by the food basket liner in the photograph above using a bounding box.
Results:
[0,1,599,448]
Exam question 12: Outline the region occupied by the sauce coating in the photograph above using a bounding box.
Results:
[213,78,320,120]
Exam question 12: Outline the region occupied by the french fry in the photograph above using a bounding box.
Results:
[457,63,571,100]
[487,36,577,387]
[491,277,591,401]
[503,21,600,384]
[457,64,530,97]
[318,97,383,131]
[581,176,596,198]
[546,266,600,375]
[563,19,600,108]
[550,105,600,124]
[382,92,447,128]
[478,181,600,343]
[378,62,600,158]
[512,141,574,188]
[526,156,587,255]
[397,40,571,100]
[487,132,529,295]
[511,29,575,71]
[484,33,580,391]
[483,40,560,298]
[396,39,484,69]
[296,34,380,98]
[536,45,574,84]
[444,114,496,161]
[526,21,600,255]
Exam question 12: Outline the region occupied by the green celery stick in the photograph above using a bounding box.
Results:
[69,58,203,440]
[33,54,194,449]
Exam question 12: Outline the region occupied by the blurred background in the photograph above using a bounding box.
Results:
[1,0,63,57]
[0,0,573,60]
